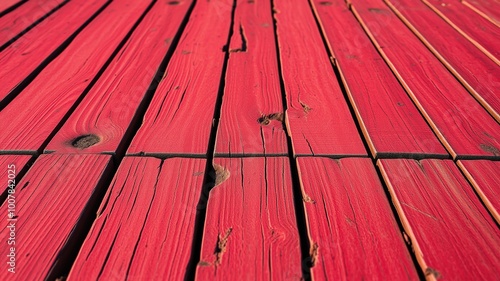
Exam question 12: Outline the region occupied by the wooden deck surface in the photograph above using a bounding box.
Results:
[0,0,498,280]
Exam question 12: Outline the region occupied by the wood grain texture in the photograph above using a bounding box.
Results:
[351,0,500,159]
[0,0,24,15]
[68,157,206,280]
[45,0,192,155]
[423,0,499,63]
[386,0,500,122]
[378,159,500,280]
[457,160,500,224]
[273,0,366,157]
[311,0,446,158]
[0,0,151,154]
[0,0,108,104]
[0,154,112,280]
[214,0,287,156]
[297,157,418,280]
[0,0,66,48]
[0,155,31,194]
[463,0,500,26]
[196,157,302,280]
[127,0,234,156]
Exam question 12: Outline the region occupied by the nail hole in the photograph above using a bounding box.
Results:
[319,1,332,5]
[71,134,100,149]
[167,1,180,5]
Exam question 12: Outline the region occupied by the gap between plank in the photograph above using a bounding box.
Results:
[0,0,27,18]
[183,0,237,279]
[41,0,199,278]
[0,1,112,110]
[308,0,427,278]
[0,0,70,52]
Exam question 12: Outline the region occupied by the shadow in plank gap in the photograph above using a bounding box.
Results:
[0,154,113,280]
[0,0,151,153]
[457,160,500,225]
[0,0,68,50]
[0,0,26,17]
[273,0,366,157]
[0,0,109,107]
[214,0,287,156]
[311,0,448,159]
[350,0,500,159]
[196,157,303,280]
[45,0,194,155]
[378,159,500,280]
[0,155,32,205]
[297,157,420,280]
[67,157,206,280]
[126,0,235,157]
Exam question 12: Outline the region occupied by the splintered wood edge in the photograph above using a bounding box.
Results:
[456,160,500,225]
[376,159,435,281]
[382,0,500,124]
[350,5,457,159]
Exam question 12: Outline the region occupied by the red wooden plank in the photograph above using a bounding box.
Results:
[0,0,24,15]
[68,157,206,280]
[378,159,500,280]
[351,0,500,159]
[214,0,287,156]
[297,157,419,280]
[0,154,112,279]
[423,0,500,63]
[0,0,151,153]
[196,157,302,279]
[0,0,66,48]
[0,155,31,193]
[457,160,500,224]
[385,0,500,122]
[311,0,446,158]
[463,0,500,26]
[0,0,108,104]
[45,1,192,154]
[127,0,234,156]
[273,0,366,157]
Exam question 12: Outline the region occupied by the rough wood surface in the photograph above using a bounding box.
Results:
[0,154,112,280]
[0,0,108,104]
[297,157,419,280]
[45,0,192,155]
[196,157,302,280]
[378,159,500,280]
[273,0,366,157]
[0,0,65,48]
[386,0,500,122]
[457,160,500,224]
[311,0,446,158]
[215,0,287,157]
[127,0,234,156]
[423,0,499,63]
[351,0,500,159]
[68,157,206,280]
[0,0,151,153]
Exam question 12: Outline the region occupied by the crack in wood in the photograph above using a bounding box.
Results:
[214,227,233,266]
